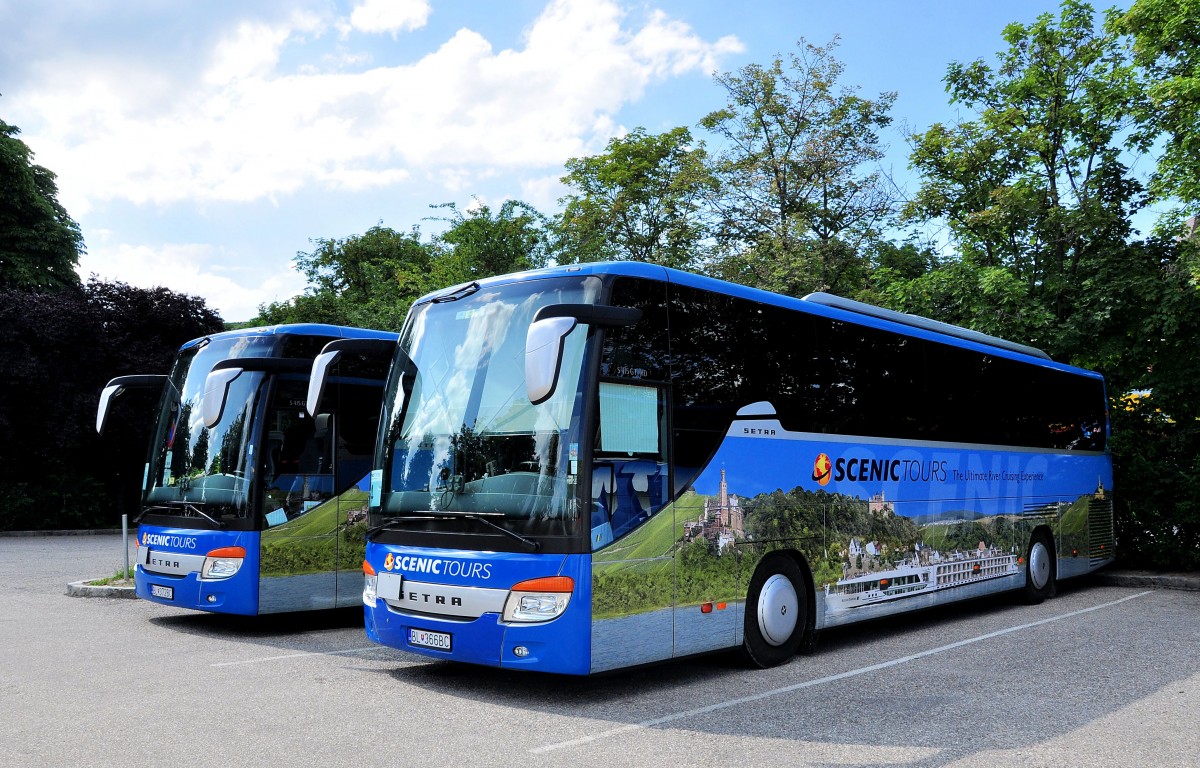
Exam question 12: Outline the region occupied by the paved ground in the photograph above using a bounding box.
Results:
[3,533,1198,768]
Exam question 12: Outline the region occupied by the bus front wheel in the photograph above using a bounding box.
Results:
[1023,529,1057,604]
[742,554,807,668]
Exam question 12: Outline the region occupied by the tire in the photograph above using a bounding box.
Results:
[742,554,808,668]
[1023,529,1057,604]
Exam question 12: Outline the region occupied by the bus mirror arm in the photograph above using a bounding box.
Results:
[199,356,317,426]
[307,338,399,418]
[96,375,167,435]
[525,304,642,405]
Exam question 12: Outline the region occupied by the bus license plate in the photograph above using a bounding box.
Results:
[409,628,451,651]
[150,584,174,600]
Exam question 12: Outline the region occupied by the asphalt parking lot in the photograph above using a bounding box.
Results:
[2,533,1198,768]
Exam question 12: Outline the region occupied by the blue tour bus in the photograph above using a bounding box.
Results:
[97,324,397,615]
[322,264,1112,673]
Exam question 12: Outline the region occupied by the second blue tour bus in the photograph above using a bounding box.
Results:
[98,323,397,615]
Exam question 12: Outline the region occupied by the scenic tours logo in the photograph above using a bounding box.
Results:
[812,451,951,486]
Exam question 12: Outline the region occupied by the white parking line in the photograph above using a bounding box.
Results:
[531,591,1153,755]
[211,646,380,667]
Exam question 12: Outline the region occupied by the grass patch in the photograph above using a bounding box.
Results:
[88,565,135,586]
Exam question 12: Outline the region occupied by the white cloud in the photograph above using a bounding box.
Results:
[17,0,740,215]
[348,0,431,35]
[520,173,570,213]
[77,242,308,322]
[631,10,743,77]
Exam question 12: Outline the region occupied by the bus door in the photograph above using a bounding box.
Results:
[258,376,339,612]
[325,376,386,608]
[587,277,682,672]
[588,379,674,672]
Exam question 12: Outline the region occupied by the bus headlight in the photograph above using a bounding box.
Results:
[200,547,245,580]
[363,560,378,608]
[502,576,573,622]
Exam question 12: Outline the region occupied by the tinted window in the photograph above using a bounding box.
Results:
[819,320,928,439]
[664,283,1107,453]
[666,283,821,493]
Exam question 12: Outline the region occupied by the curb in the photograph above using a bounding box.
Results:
[67,580,138,599]
[1096,570,1200,592]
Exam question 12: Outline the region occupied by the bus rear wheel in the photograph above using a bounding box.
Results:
[1023,529,1057,604]
[742,554,807,668]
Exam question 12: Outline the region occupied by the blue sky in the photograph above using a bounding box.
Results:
[2,0,1123,321]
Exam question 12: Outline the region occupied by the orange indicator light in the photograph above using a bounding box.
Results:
[512,576,574,593]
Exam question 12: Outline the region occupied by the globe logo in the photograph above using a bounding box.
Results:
[812,453,832,486]
[384,553,395,571]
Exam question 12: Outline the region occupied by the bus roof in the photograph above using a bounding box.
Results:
[424,262,1101,379]
[178,323,398,352]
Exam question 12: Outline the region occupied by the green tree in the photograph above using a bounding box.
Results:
[874,258,1056,345]
[1121,0,1200,206]
[430,198,550,279]
[255,224,435,332]
[0,279,223,531]
[554,127,715,270]
[700,37,897,297]
[0,119,84,290]
[903,0,1145,338]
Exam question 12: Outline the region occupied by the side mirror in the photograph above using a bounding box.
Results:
[525,304,642,405]
[96,375,167,435]
[307,349,341,418]
[525,316,577,405]
[202,366,243,428]
[306,338,398,418]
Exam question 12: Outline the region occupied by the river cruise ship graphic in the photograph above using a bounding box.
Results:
[824,547,1020,613]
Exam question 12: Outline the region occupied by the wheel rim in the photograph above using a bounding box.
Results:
[1029,540,1051,590]
[757,573,799,646]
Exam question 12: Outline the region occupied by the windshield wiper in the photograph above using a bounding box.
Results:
[366,515,420,539]
[428,510,542,551]
[137,503,226,528]
[368,511,541,551]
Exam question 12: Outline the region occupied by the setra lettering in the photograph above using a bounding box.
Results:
[404,592,462,607]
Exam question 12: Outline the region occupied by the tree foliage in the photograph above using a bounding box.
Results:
[256,203,552,333]
[1122,0,1200,207]
[12,0,1196,568]
[700,37,897,297]
[430,198,551,278]
[554,127,715,271]
[254,224,435,332]
[904,0,1145,336]
[0,119,84,290]
[0,280,223,530]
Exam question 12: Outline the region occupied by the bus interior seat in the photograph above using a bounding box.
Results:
[609,460,663,537]
[265,430,285,480]
[298,438,324,474]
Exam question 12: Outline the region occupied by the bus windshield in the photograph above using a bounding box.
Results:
[144,335,278,523]
[374,275,602,547]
